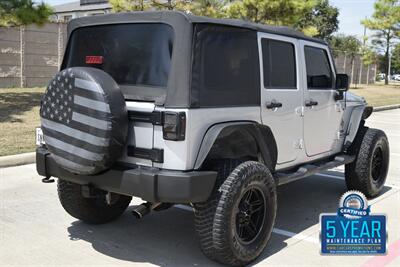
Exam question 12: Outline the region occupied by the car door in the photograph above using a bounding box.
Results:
[300,41,344,157]
[259,33,303,165]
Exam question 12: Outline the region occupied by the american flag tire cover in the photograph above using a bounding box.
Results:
[40,67,128,175]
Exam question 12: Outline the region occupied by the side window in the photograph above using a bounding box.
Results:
[304,46,333,89]
[191,24,260,107]
[262,39,296,89]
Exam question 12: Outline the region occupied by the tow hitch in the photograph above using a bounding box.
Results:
[41,176,55,183]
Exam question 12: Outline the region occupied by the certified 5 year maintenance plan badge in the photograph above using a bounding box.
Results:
[320,191,387,255]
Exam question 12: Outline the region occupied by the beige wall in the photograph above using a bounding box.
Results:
[333,51,377,85]
[0,23,67,88]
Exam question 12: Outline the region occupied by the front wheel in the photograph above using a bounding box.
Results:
[345,128,390,198]
[194,161,277,266]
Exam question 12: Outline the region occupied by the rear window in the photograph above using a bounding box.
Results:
[63,23,174,87]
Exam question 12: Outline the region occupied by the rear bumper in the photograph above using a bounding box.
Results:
[36,147,217,203]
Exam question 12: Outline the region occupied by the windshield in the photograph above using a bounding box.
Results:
[63,23,174,87]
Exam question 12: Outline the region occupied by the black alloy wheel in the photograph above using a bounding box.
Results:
[371,146,384,182]
[235,187,266,244]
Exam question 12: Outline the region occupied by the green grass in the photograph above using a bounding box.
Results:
[0,84,399,157]
[0,87,44,156]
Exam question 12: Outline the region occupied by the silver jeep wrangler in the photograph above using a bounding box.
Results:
[36,11,390,266]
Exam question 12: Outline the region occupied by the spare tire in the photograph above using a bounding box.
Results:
[40,67,128,175]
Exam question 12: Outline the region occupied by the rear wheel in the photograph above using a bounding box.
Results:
[57,179,132,224]
[194,161,277,266]
[345,128,390,198]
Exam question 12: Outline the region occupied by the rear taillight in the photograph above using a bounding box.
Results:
[163,112,186,141]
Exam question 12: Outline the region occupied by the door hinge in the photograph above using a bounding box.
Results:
[296,106,304,117]
[294,139,304,149]
[337,130,345,140]
[335,102,343,112]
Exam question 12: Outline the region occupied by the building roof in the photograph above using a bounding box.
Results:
[68,11,326,44]
[53,1,111,13]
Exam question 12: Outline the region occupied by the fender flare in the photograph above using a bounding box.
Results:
[344,105,372,148]
[193,122,278,171]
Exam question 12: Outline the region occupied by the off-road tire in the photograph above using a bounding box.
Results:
[58,179,132,224]
[345,128,389,198]
[194,161,277,266]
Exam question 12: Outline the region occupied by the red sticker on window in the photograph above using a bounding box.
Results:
[85,56,103,64]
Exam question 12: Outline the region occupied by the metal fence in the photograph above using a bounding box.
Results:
[0,23,377,88]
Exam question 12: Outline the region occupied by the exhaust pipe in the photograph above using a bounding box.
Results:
[132,202,161,219]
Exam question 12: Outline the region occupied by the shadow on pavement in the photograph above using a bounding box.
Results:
[67,171,395,266]
[68,207,224,266]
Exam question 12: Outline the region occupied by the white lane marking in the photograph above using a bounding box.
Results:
[371,114,400,117]
[368,120,400,125]
[370,188,400,205]
[391,152,400,157]
[174,206,320,244]
[316,173,400,189]
[272,228,319,244]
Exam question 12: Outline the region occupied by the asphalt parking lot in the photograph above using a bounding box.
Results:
[1,109,399,266]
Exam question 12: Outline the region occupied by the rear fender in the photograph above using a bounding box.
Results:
[193,122,277,171]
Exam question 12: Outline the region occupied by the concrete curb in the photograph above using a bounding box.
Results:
[373,104,400,112]
[0,152,36,168]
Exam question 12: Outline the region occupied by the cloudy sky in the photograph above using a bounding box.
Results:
[44,0,376,37]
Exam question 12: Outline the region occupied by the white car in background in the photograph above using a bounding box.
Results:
[377,73,386,81]
[392,74,400,81]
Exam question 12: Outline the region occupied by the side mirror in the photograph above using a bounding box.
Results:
[335,74,349,101]
[336,74,349,92]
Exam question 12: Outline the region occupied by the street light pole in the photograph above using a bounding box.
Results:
[388,47,391,81]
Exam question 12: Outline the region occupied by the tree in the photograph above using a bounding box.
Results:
[110,0,189,12]
[225,0,315,26]
[0,0,52,27]
[224,0,339,37]
[329,34,362,84]
[186,0,226,18]
[329,34,361,56]
[296,0,339,39]
[358,43,379,84]
[392,43,400,74]
[150,0,189,11]
[362,0,400,84]
[109,0,149,12]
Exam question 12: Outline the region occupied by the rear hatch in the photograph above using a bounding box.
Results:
[62,23,175,167]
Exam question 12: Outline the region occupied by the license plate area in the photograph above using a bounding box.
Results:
[117,101,155,167]
[35,127,45,146]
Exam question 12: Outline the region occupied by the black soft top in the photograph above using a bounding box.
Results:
[65,11,327,108]
[68,10,326,44]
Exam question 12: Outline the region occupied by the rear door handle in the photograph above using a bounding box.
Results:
[266,101,283,109]
[305,100,318,107]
